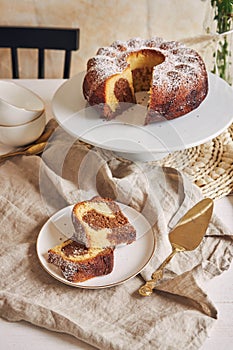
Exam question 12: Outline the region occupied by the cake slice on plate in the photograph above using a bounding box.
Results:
[48,239,114,283]
[47,196,136,283]
[72,196,136,248]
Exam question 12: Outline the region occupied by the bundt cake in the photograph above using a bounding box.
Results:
[48,239,114,282]
[72,196,136,248]
[82,37,208,124]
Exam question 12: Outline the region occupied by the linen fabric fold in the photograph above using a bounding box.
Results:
[0,124,232,350]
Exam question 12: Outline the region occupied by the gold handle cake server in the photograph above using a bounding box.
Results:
[139,198,214,297]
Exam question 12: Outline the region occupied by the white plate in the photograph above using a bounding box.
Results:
[52,71,233,161]
[36,203,156,289]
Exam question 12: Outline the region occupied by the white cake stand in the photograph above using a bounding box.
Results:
[52,71,233,162]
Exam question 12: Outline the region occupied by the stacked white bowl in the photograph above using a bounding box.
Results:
[0,81,46,147]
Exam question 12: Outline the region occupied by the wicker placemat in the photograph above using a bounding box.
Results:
[157,124,233,200]
[70,121,233,200]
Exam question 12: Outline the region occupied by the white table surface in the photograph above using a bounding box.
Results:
[0,80,232,350]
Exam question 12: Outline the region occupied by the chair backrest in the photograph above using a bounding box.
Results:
[0,26,80,79]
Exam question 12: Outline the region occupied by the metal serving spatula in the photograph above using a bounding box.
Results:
[139,198,214,296]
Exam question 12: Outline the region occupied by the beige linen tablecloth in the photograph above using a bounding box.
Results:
[0,125,232,350]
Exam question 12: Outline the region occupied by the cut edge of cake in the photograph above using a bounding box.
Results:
[72,196,137,248]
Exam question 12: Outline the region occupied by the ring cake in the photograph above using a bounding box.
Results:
[82,37,208,124]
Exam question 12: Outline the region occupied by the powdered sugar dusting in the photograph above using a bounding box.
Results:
[83,36,208,120]
[86,37,205,90]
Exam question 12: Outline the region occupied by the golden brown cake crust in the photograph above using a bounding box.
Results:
[82,37,208,123]
[48,239,114,282]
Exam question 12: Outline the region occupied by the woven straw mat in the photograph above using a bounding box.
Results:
[156,124,233,200]
[68,120,233,201]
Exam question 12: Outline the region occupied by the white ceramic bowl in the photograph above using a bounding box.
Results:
[0,111,46,147]
[0,81,45,126]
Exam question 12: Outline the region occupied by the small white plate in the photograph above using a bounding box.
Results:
[52,71,233,161]
[36,203,156,289]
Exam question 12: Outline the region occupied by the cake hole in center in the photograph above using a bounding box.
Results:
[128,50,165,105]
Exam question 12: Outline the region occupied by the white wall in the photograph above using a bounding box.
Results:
[0,0,208,78]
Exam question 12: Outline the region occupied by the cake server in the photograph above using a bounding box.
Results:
[138,198,214,297]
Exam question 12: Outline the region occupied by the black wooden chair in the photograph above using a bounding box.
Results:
[0,26,80,78]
